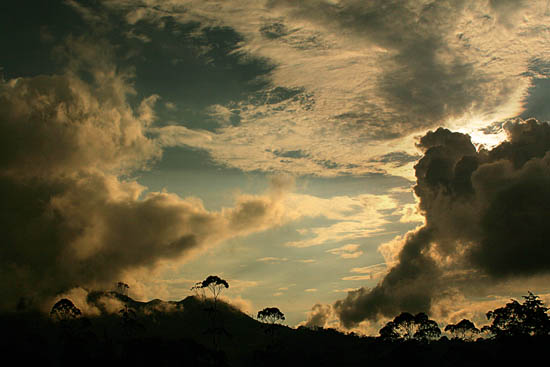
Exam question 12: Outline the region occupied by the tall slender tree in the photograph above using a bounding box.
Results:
[257,307,285,342]
[191,275,230,350]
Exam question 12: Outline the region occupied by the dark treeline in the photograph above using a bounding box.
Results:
[2,288,550,367]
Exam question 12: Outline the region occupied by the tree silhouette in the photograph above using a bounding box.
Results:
[445,319,480,341]
[116,282,129,296]
[50,298,88,342]
[50,298,82,322]
[118,304,144,337]
[257,307,285,325]
[482,291,550,338]
[379,312,441,341]
[191,275,230,350]
[257,307,285,342]
[191,275,229,303]
[414,312,441,340]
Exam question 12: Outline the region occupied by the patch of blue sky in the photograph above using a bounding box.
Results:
[294,174,414,198]
[162,200,418,325]
[520,70,550,122]
[135,146,269,210]
[0,2,87,78]
[120,19,274,131]
[136,144,417,210]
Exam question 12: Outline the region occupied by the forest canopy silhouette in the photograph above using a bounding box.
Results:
[3,287,550,367]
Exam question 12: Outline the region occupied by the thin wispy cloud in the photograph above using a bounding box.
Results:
[283,193,398,248]
[326,244,364,259]
[257,257,289,263]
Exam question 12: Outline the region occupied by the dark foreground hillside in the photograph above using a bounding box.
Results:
[2,293,549,367]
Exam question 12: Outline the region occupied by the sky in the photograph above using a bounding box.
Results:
[2,0,550,334]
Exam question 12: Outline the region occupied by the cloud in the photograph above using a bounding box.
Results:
[270,0,489,128]
[164,101,177,111]
[118,274,195,302]
[220,294,255,315]
[346,263,388,281]
[65,0,105,25]
[97,0,549,178]
[333,118,550,328]
[0,39,294,312]
[257,257,288,263]
[368,152,422,168]
[488,0,528,27]
[377,234,409,268]
[341,276,373,281]
[302,303,334,328]
[283,193,398,247]
[52,287,102,316]
[149,125,213,147]
[333,288,360,293]
[206,104,238,126]
[10,0,550,327]
[326,244,363,259]
[0,72,160,178]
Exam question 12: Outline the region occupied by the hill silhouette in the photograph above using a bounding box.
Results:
[3,292,550,367]
[85,291,268,353]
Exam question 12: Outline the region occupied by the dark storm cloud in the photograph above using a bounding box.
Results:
[333,118,550,328]
[0,59,191,307]
[470,120,550,277]
[335,228,441,327]
[267,0,510,138]
[0,39,292,312]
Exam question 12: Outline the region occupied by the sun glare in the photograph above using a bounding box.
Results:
[451,115,509,151]
[466,127,508,151]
